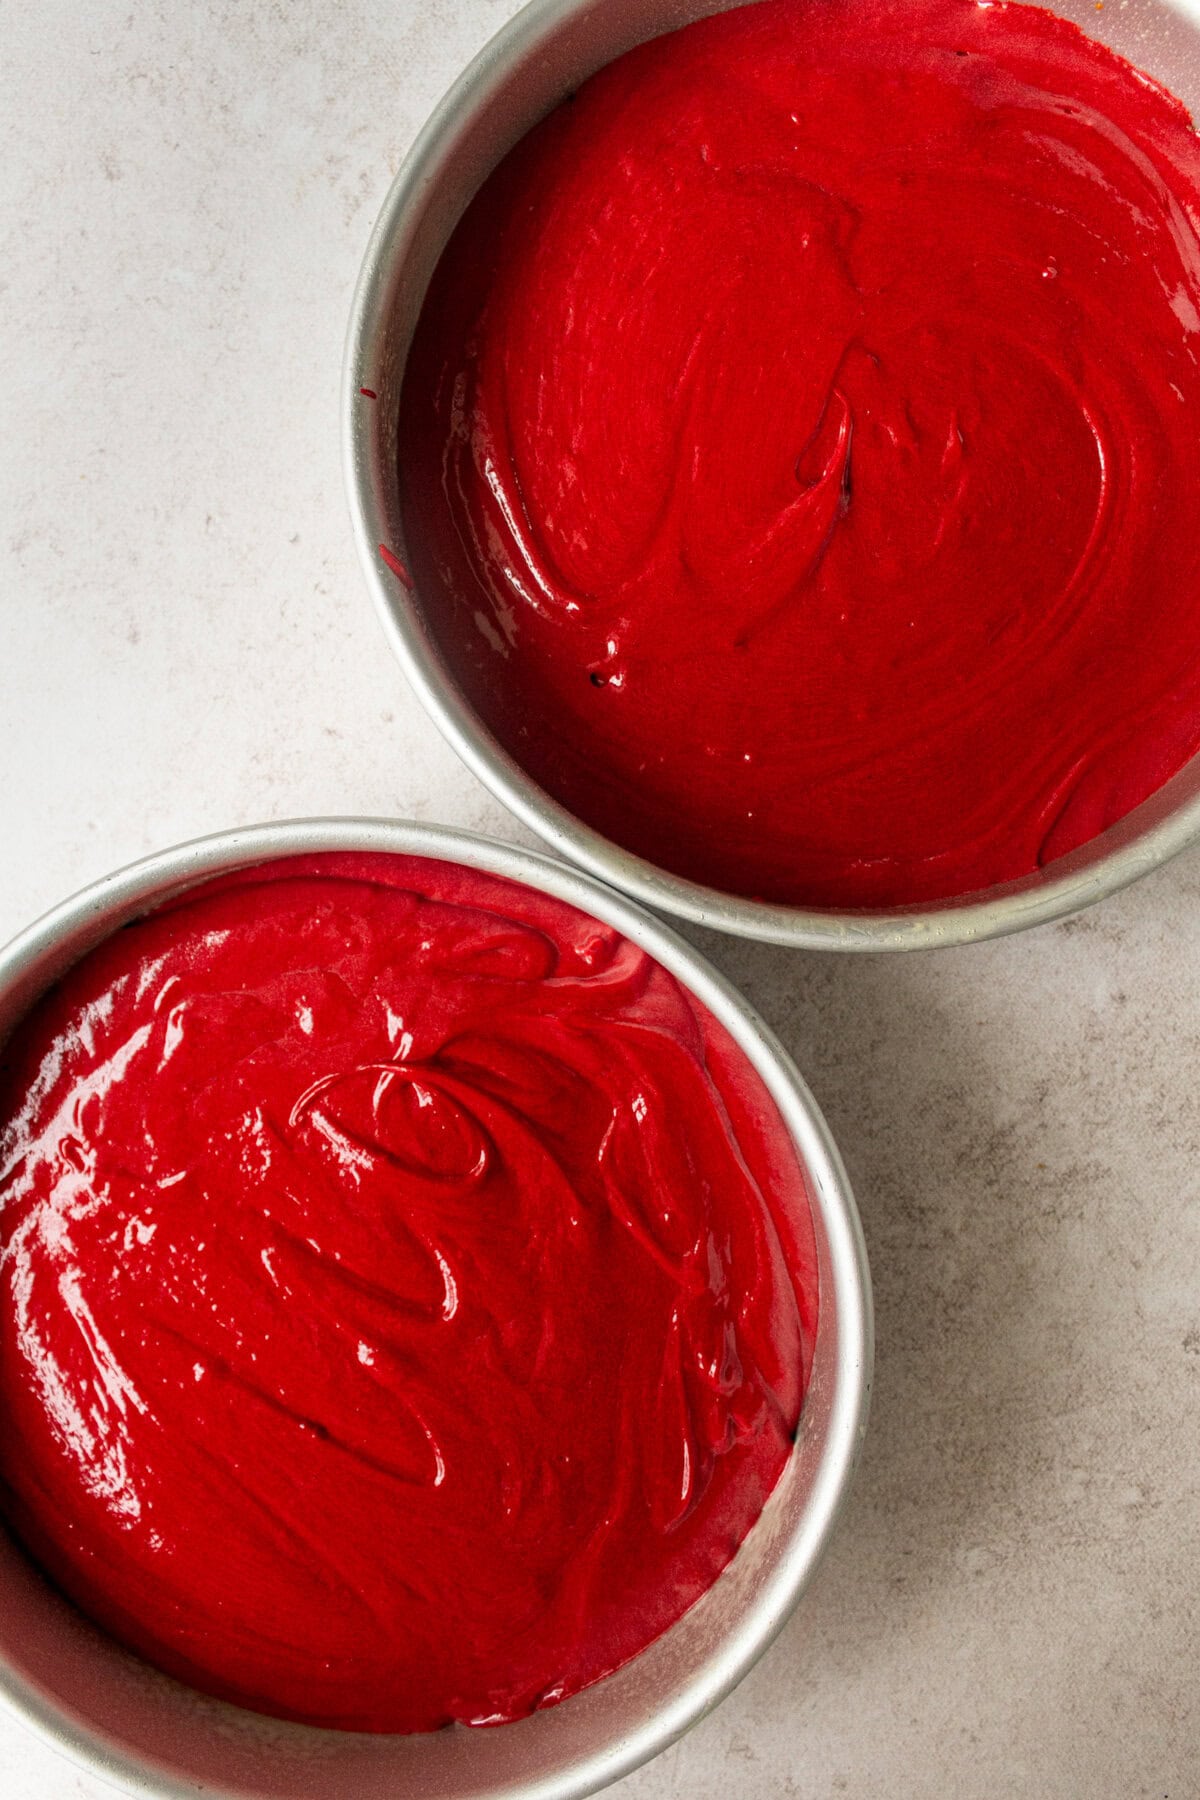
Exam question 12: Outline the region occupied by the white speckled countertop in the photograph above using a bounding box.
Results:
[2,3,1198,1796]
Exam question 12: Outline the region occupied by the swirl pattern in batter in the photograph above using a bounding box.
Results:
[0,855,816,1731]
[399,0,1200,906]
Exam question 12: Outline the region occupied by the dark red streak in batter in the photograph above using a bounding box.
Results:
[0,856,816,1731]
[400,0,1200,907]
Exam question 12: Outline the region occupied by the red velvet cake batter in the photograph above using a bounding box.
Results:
[0,855,816,1731]
[399,0,1200,907]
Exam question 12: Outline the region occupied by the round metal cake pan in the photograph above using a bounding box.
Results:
[344,0,1200,951]
[0,817,871,1800]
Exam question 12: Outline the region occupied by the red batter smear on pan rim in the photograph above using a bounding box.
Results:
[399,0,1200,908]
[0,854,817,1732]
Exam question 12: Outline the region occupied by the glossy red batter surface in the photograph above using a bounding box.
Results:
[399,0,1200,907]
[0,855,816,1731]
